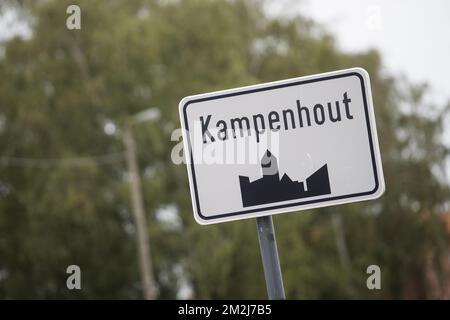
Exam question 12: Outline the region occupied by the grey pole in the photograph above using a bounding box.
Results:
[123,124,156,300]
[256,215,286,300]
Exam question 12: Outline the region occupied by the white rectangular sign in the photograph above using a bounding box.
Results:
[179,68,385,225]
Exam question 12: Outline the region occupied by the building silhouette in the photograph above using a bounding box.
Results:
[239,150,331,207]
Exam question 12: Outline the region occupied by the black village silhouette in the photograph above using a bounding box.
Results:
[239,150,331,207]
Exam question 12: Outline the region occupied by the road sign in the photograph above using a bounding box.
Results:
[179,68,385,225]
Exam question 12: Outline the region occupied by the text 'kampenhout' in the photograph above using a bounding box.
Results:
[200,92,354,143]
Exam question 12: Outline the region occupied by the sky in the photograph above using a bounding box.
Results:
[269,0,450,106]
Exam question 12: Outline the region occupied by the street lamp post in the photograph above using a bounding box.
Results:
[122,108,160,300]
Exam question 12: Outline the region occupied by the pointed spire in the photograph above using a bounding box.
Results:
[261,149,278,176]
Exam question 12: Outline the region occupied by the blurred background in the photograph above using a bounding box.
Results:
[0,0,449,299]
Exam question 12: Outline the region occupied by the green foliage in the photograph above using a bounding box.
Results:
[0,0,448,299]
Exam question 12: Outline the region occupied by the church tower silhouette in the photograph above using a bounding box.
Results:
[239,150,331,207]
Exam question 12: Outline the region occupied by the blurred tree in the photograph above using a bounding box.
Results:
[0,0,448,299]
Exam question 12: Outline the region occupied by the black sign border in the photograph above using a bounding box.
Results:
[182,71,380,221]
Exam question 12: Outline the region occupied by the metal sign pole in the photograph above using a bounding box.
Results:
[256,216,286,300]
